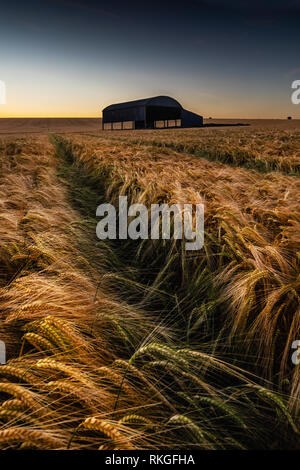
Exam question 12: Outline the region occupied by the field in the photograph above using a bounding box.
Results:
[0,120,299,449]
[0,118,100,136]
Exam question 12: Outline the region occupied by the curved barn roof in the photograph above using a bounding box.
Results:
[103,96,182,112]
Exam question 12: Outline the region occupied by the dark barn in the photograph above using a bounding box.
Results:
[102,96,203,130]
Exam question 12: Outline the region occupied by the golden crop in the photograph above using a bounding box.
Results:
[0,127,299,449]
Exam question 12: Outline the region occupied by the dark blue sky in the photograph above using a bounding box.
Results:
[1,0,300,117]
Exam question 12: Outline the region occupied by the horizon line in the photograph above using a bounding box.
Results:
[0,116,298,120]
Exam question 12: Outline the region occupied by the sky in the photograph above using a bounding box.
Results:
[0,0,300,118]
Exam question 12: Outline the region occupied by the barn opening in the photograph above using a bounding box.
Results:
[102,96,203,130]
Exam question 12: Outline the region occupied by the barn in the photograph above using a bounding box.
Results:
[102,96,203,130]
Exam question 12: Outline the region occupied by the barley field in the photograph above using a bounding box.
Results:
[0,122,299,450]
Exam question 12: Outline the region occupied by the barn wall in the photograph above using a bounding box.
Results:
[103,106,146,123]
[181,109,203,127]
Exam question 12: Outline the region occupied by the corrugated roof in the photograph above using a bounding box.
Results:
[103,95,182,112]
